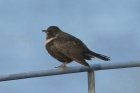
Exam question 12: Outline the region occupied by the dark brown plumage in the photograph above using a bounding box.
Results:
[42,26,110,69]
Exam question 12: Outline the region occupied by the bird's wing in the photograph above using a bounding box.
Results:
[53,33,85,52]
[53,34,90,66]
[54,33,88,50]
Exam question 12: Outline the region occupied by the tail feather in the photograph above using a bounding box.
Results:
[88,51,110,61]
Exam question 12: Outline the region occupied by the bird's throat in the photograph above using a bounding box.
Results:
[45,36,57,45]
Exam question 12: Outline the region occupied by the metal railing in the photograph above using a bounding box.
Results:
[0,61,140,93]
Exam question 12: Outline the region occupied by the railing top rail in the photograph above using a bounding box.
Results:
[0,61,140,82]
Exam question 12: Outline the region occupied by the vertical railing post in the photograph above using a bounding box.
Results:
[88,70,95,93]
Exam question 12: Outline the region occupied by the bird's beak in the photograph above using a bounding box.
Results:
[42,30,47,32]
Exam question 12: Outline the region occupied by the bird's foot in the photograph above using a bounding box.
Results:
[55,65,69,70]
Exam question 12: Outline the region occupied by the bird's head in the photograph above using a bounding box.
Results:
[42,26,61,39]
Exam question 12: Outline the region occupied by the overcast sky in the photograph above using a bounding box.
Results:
[0,0,140,93]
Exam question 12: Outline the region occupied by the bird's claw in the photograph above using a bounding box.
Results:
[55,65,69,70]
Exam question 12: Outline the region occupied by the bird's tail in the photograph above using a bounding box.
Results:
[88,51,110,61]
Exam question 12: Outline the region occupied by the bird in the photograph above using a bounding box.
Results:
[42,26,110,69]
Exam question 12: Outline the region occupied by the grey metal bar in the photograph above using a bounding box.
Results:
[88,70,95,93]
[0,61,140,82]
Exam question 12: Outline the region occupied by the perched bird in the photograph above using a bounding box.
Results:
[42,26,110,69]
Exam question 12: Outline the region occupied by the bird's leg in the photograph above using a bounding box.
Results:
[55,62,68,69]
